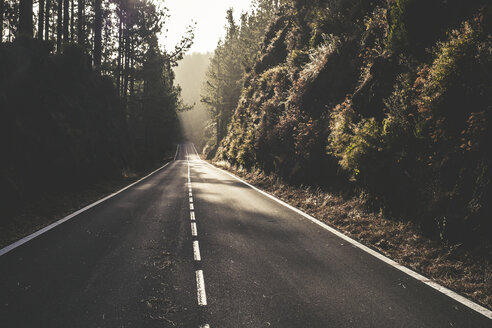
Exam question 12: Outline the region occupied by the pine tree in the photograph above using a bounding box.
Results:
[18,0,33,38]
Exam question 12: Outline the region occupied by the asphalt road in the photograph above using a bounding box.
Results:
[0,143,490,327]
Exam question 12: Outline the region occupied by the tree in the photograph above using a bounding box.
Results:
[201,4,277,147]
[57,0,62,51]
[44,0,50,40]
[18,0,33,38]
[63,0,68,42]
[77,0,84,45]
[93,0,102,66]
[1,0,5,42]
[38,0,44,40]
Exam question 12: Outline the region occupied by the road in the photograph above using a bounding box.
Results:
[0,143,490,327]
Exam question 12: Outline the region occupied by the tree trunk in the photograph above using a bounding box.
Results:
[38,0,44,40]
[70,0,74,41]
[0,0,4,42]
[123,23,130,107]
[116,16,122,95]
[19,0,34,38]
[63,0,69,42]
[57,0,62,51]
[45,0,50,40]
[77,0,84,46]
[0,0,4,43]
[38,0,44,39]
[130,37,134,100]
[93,0,102,67]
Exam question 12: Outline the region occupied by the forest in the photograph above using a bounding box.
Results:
[200,0,491,248]
[0,0,192,215]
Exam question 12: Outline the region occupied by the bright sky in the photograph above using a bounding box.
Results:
[160,0,254,54]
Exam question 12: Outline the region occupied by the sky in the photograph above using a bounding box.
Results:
[160,0,254,54]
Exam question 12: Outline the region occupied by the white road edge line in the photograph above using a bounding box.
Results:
[202,159,492,320]
[174,144,180,161]
[196,270,208,306]
[193,240,201,261]
[0,145,180,258]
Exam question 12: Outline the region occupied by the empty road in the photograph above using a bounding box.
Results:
[0,143,490,327]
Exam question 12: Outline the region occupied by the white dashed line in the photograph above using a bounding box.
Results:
[193,241,201,261]
[196,270,208,306]
[186,145,210,327]
[191,222,198,236]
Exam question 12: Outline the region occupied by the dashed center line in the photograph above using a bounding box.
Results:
[193,240,201,261]
[196,270,208,306]
[191,222,198,236]
[186,145,210,327]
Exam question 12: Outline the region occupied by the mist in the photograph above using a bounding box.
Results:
[174,52,212,151]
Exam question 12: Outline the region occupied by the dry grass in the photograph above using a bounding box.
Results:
[213,160,492,310]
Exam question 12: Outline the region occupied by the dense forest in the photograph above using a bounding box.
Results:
[202,0,491,247]
[0,0,192,215]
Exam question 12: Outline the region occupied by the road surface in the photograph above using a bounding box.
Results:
[0,143,490,327]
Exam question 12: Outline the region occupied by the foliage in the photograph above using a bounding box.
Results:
[0,0,193,215]
[0,41,128,213]
[214,0,492,245]
[201,1,279,158]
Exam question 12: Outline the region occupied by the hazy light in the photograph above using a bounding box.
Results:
[161,0,253,54]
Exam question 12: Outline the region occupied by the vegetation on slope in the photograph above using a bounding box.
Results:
[207,0,491,247]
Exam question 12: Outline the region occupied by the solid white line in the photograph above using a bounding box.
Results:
[193,240,201,261]
[190,203,194,210]
[0,152,178,257]
[196,270,208,306]
[191,222,198,236]
[192,144,200,158]
[174,144,180,160]
[204,160,492,320]
[190,211,195,221]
